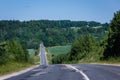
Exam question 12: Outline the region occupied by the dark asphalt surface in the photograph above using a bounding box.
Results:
[6,64,120,80]
[73,64,120,80]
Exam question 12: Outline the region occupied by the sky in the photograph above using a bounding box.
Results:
[0,0,120,23]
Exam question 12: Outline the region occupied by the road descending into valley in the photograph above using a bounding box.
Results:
[4,43,120,80]
[40,43,48,65]
[5,64,120,80]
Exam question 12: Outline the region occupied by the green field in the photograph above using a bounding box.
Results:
[46,45,71,55]
[27,49,36,55]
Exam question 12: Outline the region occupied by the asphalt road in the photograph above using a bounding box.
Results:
[40,43,48,65]
[6,64,120,80]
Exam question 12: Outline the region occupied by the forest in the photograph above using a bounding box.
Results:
[0,20,109,49]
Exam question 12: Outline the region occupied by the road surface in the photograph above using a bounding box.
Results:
[40,43,48,65]
[5,64,120,80]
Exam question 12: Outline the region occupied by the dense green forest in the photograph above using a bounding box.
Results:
[52,11,120,64]
[0,20,109,49]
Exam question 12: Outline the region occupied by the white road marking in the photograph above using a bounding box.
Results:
[65,65,90,80]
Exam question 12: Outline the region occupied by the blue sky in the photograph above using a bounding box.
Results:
[0,0,120,23]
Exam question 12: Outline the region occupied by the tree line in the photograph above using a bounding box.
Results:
[52,10,120,64]
[0,20,109,49]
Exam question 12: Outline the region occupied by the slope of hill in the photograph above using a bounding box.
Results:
[0,20,109,48]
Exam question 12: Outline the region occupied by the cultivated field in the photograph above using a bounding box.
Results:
[46,45,71,55]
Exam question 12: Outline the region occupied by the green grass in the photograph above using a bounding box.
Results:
[27,49,36,55]
[27,49,40,64]
[33,56,40,64]
[0,62,33,75]
[47,45,71,55]
[0,49,38,75]
[47,54,52,64]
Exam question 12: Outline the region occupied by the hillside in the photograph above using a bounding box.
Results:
[0,20,109,48]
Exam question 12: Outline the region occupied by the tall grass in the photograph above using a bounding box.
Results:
[0,49,39,75]
[0,62,33,75]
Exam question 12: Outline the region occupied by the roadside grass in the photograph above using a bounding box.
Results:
[0,62,33,75]
[0,49,39,75]
[47,45,71,55]
[78,61,120,66]
[98,57,120,65]
[32,56,40,64]
[47,54,52,64]
[78,56,120,65]
[27,49,40,64]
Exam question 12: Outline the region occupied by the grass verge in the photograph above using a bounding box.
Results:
[0,62,34,75]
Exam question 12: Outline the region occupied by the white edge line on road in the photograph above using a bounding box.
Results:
[0,65,39,80]
[65,65,90,80]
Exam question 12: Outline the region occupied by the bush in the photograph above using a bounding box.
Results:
[0,40,30,65]
[70,34,97,60]
[52,35,101,64]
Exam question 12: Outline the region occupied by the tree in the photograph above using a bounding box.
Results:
[0,42,8,64]
[70,35,96,60]
[104,11,120,58]
[6,40,30,62]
